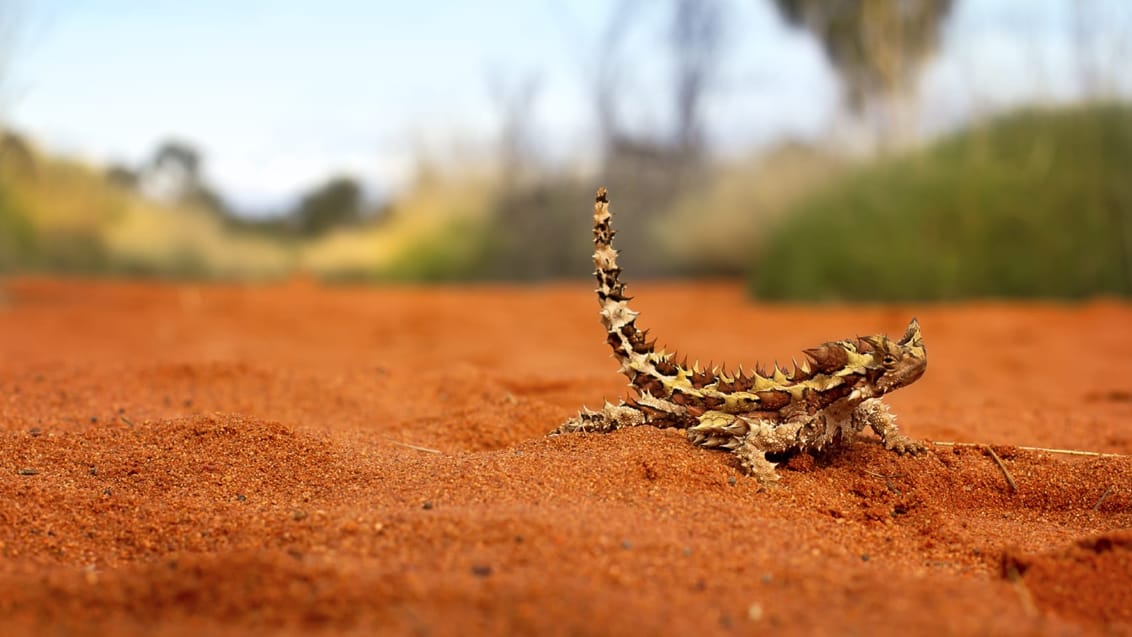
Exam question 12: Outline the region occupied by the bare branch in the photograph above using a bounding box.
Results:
[669,0,725,155]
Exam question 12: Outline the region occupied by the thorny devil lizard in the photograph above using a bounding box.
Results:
[549,188,928,482]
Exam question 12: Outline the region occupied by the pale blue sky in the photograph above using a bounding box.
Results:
[4,0,1129,212]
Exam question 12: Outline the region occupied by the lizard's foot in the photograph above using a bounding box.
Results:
[733,434,781,484]
[550,401,646,435]
[853,399,927,456]
[883,433,927,455]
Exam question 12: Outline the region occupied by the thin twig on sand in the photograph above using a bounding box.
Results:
[1092,485,1115,511]
[984,446,1018,493]
[385,438,442,454]
[863,469,903,479]
[931,441,1125,458]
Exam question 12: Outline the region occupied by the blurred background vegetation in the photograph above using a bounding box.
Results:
[1,0,1130,300]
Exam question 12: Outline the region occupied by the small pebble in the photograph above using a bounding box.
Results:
[18,468,39,476]
[727,476,737,486]
[471,564,493,577]
[422,501,434,510]
[748,603,764,621]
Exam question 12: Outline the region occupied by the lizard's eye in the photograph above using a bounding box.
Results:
[882,355,897,366]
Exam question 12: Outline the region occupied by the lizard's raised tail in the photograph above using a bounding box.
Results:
[592,188,656,380]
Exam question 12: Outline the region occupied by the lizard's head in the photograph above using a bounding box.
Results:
[805,318,926,399]
[858,318,927,395]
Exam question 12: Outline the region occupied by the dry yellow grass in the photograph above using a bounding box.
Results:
[300,176,496,278]
[102,200,292,278]
[2,139,502,279]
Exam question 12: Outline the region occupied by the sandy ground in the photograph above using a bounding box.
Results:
[1,277,1130,636]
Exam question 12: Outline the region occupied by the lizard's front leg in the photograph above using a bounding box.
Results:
[852,398,926,455]
[550,400,648,435]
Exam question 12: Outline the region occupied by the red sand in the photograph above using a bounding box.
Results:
[1,277,1130,636]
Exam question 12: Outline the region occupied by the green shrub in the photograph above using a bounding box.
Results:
[371,216,496,282]
[750,103,1132,300]
[0,186,38,271]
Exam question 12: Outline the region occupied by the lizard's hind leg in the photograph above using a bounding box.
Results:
[688,411,811,483]
[688,412,778,481]
[550,400,648,435]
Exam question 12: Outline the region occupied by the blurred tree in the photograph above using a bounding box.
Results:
[487,68,543,182]
[290,175,363,237]
[484,67,578,278]
[583,0,726,161]
[586,0,643,150]
[105,163,139,189]
[142,138,229,215]
[670,0,724,157]
[1070,1,1132,99]
[537,0,727,276]
[148,139,201,195]
[1,129,35,177]
[771,0,954,147]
